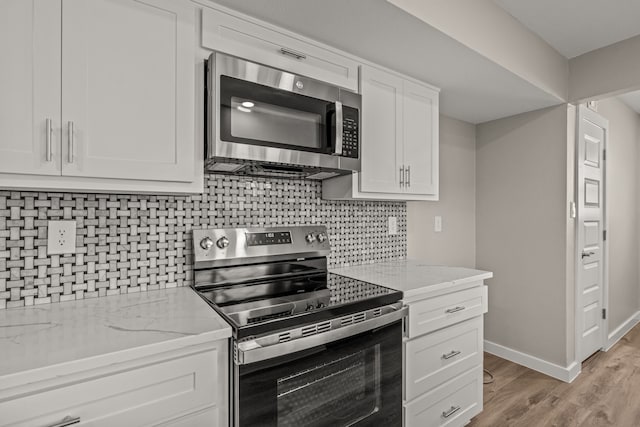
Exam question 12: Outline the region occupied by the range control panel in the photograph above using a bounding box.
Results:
[193,225,331,266]
[246,231,292,246]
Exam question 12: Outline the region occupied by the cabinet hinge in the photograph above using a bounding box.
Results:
[603,149,606,161]
[603,230,607,241]
[602,308,607,320]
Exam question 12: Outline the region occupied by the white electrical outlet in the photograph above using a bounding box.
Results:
[47,220,77,255]
[434,216,442,232]
[388,216,398,235]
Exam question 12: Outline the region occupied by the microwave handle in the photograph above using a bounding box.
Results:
[333,101,343,156]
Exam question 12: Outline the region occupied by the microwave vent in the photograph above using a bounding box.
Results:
[210,162,245,173]
[306,171,341,180]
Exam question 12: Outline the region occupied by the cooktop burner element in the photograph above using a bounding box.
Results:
[192,226,402,339]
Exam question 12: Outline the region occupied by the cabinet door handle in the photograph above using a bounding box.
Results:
[46,118,53,162]
[442,405,461,419]
[67,121,74,163]
[280,47,306,60]
[442,350,461,360]
[399,166,404,187]
[445,306,465,314]
[406,165,410,187]
[46,416,81,427]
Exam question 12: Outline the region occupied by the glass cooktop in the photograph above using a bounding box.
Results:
[194,272,402,339]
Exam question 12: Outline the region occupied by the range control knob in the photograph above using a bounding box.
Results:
[216,236,230,249]
[200,237,214,250]
[305,233,316,244]
[316,232,327,243]
[306,304,315,311]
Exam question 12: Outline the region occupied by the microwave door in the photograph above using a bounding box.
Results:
[219,75,334,155]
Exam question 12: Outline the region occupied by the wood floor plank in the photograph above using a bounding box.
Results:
[470,323,640,427]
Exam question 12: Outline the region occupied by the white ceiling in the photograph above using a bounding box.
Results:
[619,90,640,114]
[494,0,640,58]
[209,0,561,124]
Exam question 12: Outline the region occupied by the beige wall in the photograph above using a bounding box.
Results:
[408,115,475,267]
[476,105,574,366]
[570,35,640,102]
[596,98,640,332]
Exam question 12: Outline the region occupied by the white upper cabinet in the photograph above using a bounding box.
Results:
[402,80,438,196]
[0,0,61,176]
[359,66,404,194]
[323,65,439,201]
[200,6,359,91]
[61,0,194,182]
[0,0,199,193]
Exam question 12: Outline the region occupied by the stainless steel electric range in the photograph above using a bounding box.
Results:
[192,225,406,427]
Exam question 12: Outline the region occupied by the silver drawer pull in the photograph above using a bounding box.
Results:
[280,47,306,60]
[445,306,465,314]
[442,405,461,419]
[46,416,80,427]
[442,350,461,360]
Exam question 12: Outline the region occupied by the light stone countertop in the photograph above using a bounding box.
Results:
[0,287,231,386]
[331,260,492,301]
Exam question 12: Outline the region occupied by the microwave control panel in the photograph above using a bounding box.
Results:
[341,106,359,159]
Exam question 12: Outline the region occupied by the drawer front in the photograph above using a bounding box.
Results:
[404,367,483,427]
[405,317,483,401]
[201,7,359,91]
[408,286,487,338]
[1,347,222,427]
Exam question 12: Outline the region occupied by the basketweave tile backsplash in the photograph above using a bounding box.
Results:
[0,175,406,309]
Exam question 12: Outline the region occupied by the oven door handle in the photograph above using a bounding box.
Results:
[235,305,408,365]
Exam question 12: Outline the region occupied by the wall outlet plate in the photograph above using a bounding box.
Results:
[47,220,77,255]
[388,216,398,235]
[434,216,442,232]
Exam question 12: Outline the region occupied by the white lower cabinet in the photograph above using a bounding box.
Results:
[403,284,488,426]
[404,367,483,427]
[0,341,228,427]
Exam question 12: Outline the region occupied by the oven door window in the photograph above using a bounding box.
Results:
[219,76,335,154]
[236,321,402,427]
[277,347,379,426]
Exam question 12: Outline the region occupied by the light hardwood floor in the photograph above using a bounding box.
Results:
[469,324,640,426]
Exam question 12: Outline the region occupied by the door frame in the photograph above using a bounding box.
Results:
[574,103,609,365]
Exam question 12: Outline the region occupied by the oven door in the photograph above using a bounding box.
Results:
[234,320,403,427]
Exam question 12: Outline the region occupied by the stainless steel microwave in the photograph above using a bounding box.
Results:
[205,52,361,180]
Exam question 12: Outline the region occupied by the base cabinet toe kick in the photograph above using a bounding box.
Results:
[402,283,488,427]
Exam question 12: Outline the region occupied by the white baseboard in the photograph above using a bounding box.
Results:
[605,310,640,351]
[484,340,581,383]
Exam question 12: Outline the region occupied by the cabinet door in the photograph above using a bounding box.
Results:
[0,0,61,176]
[403,80,438,196]
[61,0,195,182]
[359,65,403,194]
[201,7,359,92]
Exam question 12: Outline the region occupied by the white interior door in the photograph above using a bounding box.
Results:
[576,104,608,362]
[0,0,61,176]
[359,65,403,194]
[61,0,194,182]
